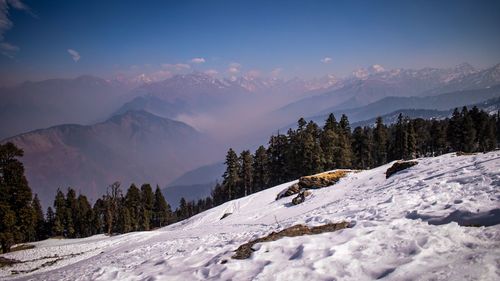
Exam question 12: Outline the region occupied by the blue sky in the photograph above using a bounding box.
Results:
[1,0,500,85]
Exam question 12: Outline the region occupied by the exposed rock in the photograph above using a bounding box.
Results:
[232,222,350,259]
[386,161,418,178]
[220,213,232,220]
[276,183,301,200]
[291,190,312,205]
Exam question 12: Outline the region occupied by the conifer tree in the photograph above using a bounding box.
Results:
[0,142,35,249]
[372,117,388,166]
[153,185,171,228]
[335,115,353,168]
[405,120,417,159]
[65,188,77,237]
[252,146,269,192]
[32,194,46,240]
[430,120,447,156]
[239,150,254,197]
[267,133,289,185]
[105,182,122,235]
[321,113,339,170]
[447,108,463,152]
[140,184,154,231]
[45,207,55,238]
[222,148,240,200]
[352,127,373,169]
[53,189,66,237]
[125,184,141,231]
[461,107,476,153]
[302,121,324,174]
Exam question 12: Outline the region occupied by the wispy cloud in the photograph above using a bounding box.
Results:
[0,42,19,58]
[0,0,35,58]
[67,49,81,62]
[321,57,332,64]
[191,57,206,64]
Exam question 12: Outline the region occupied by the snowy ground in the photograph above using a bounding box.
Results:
[1,151,499,281]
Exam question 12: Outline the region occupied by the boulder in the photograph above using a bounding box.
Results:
[386,161,418,179]
[275,183,301,200]
[291,190,312,205]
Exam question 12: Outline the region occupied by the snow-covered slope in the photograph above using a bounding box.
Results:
[2,152,499,281]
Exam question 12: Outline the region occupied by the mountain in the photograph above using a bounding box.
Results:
[162,162,225,208]
[2,110,219,208]
[276,63,500,122]
[351,97,500,128]
[0,75,131,140]
[4,151,499,280]
[305,84,500,127]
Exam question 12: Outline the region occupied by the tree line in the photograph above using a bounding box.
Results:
[1,106,498,252]
[209,106,499,207]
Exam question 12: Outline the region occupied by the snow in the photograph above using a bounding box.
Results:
[2,151,499,281]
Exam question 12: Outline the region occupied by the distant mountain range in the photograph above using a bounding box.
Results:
[2,110,219,207]
[276,63,500,122]
[351,97,500,128]
[306,84,500,126]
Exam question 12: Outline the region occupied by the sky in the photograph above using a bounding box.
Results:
[0,0,500,86]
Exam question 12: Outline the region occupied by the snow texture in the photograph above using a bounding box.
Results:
[1,151,499,281]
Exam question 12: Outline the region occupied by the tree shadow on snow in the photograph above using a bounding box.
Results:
[406,208,500,227]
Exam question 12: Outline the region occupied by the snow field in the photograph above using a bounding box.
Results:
[1,151,499,281]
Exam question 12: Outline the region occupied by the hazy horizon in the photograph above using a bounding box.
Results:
[1,0,500,86]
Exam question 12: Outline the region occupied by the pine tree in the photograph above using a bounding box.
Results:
[0,142,35,249]
[447,108,462,152]
[32,194,46,240]
[222,148,241,200]
[430,120,447,156]
[53,189,66,237]
[461,107,476,153]
[140,184,154,231]
[321,113,339,170]
[239,150,254,197]
[352,127,373,169]
[65,188,77,238]
[302,121,324,174]
[45,207,55,238]
[153,185,171,228]
[405,120,417,159]
[177,198,188,221]
[75,195,92,237]
[267,133,289,185]
[252,146,269,192]
[372,117,388,166]
[335,115,353,168]
[125,184,141,231]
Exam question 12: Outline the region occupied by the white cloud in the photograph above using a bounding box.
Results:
[204,69,218,76]
[190,57,206,64]
[0,42,19,58]
[67,49,81,62]
[321,57,332,64]
[0,0,34,58]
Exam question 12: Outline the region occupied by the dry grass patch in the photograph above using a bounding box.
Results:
[299,170,350,189]
[9,244,35,253]
[232,221,350,259]
[276,170,350,201]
